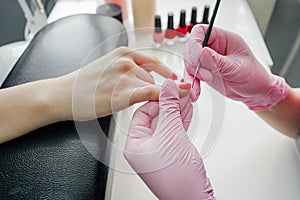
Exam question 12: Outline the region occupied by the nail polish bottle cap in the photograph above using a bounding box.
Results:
[179,10,186,28]
[167,12,174,30]
[202,5,210,24]
[191,7,197,24]
[155,15,162,33]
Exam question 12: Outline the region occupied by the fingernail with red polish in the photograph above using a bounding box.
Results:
[179,83,191,90]
[172,73,178,80]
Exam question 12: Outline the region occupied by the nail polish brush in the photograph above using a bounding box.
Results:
[192,0,221,87]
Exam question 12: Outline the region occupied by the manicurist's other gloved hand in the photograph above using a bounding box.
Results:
[184,24,288,110]
[124,79,216,200]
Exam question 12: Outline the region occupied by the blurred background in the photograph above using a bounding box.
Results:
[247,0,300,87]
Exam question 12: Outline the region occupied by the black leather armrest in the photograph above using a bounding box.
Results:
[0,14,127,200]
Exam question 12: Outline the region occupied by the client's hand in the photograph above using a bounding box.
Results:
[124,79,216,200]
[50,47,177,121]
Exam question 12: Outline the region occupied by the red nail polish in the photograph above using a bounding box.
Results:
[172,73,178,80]
[188,7,197,33]
[153,15,164,47]
[165,13,177,46]
[179,83,191,90]
[176,10,188,42]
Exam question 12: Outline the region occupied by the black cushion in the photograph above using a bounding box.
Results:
[0,14,127,200]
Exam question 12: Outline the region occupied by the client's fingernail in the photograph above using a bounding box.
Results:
[179,83,191,90]
[172,73,178,80]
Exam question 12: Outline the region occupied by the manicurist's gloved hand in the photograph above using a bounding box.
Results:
[124,79,216,200]
[184,24,288,110]
[184,68,201,102]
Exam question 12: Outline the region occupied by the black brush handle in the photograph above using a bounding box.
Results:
[202,0,221,48]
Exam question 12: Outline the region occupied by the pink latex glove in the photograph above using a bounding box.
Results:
[184,24,288,110]
[184,68,201,103]
[124,79,216,200]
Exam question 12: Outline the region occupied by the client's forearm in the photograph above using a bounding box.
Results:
[256,87,300,139]
[0,79,64,143]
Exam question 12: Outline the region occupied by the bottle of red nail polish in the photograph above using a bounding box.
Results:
[200,6,210,24]
[153,15,164,47]
[188,7,198,33]
[176,10,188,42]
[165,13,177,46]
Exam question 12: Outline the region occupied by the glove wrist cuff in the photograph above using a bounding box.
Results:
[247,75,288,111]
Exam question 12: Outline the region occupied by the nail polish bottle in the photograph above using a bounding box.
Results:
[176,10,188,42]
[188,7,198,33]
[153,15,164,47]
[200,5,210,24]
[165,13,177,46]
[132,0,156,28]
